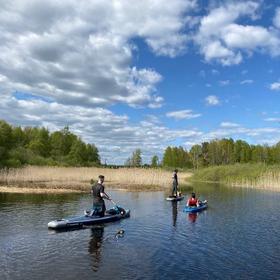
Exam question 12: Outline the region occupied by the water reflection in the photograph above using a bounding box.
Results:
[188,213,198,223]
[88,226,104,272]
[171,201,178,227]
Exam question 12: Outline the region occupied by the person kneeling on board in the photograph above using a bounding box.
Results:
[186,192,200,207]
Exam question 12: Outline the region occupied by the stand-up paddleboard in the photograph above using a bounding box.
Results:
[166,195,184,201]
[183,201,208,213]
[48,207,130,229]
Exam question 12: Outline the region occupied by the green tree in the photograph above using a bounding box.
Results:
[151,155,159,167]
[68,139,88,166]
[0,120,13,166]
[131,149,142,167]
[189,144,202,168]
[86,144,100,165]
[162,146,173,167]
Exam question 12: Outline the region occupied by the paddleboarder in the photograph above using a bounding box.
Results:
[91,175,111,217]
[171,169,179,197]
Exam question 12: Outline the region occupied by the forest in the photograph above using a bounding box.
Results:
[0,120,100,168]
[162,139,280,168]
[1,119,280,169]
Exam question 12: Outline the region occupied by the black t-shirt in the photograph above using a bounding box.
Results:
[92,183,105,204]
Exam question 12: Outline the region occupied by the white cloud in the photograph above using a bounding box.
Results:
[184,125,280,148]
[220,122,240,128]
[0,0,197,108]
[166,109,201,120]
[0,95,204,164]
[219,80,230,86]
[205,95,220,106]
[270,82,280,91]
[2,93,280,163]
[274,7,280,29]
[195,1,280,65]
[240,79,254,84]
[264,118,280,122]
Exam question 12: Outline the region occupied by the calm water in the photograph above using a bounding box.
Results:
[0,184,280,280]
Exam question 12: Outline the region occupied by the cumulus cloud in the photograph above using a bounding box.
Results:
[0,0,197,108]
[205,95,220,106]
[185,125,280,148]
[270,82,280,91]
[0,95,204,164]
[166,109,201,120]
[195,1,280,65]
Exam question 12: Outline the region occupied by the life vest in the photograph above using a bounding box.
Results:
[188,197,198,206]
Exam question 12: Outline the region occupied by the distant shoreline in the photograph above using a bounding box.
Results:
[2,164,279,194]
[0,166,192,194]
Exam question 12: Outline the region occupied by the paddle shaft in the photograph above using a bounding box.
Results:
[103,192,118,206]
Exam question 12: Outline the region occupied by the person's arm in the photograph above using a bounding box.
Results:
[100,192,110,200]
[100,185,110,200]
[186,198,190,206]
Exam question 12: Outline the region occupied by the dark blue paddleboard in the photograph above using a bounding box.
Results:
[48,208,130,229]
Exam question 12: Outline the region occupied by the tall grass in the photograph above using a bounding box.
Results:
[0,166,192,192]
[191,163,280,191]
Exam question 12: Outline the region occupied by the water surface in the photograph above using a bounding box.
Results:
[0,184,279,280]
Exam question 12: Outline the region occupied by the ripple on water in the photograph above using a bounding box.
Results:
[1,189,280,280]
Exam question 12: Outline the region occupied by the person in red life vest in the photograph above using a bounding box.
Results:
[187,192,200,207]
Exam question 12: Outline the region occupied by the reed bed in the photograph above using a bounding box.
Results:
[191,164,280,191]
[0,166,192,192]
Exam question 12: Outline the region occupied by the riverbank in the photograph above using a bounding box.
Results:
[0,166,192,193]
[191,163,280,191]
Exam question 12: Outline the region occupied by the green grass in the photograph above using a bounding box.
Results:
[190,163,280,186]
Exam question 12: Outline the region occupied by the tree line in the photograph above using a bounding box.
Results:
[0,120,100,168]
[2,119,280,169]
[162,139,280,168]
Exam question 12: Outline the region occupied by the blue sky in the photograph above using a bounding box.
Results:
[0,0,280,163]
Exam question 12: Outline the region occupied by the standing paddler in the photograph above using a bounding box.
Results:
[91,175,111,217]
[171,169,179,197]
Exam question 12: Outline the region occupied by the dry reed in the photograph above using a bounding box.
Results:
[231,172,280,191]
[0,166,192,193]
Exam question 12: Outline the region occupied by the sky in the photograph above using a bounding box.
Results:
[0,0,280,164]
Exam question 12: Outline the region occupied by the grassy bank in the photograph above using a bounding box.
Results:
[191,163,280,191]
[0,166,192,193]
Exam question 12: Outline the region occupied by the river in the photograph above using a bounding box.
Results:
[0,183,279,280]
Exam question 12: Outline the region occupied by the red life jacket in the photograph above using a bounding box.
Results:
[188,197,198,206]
